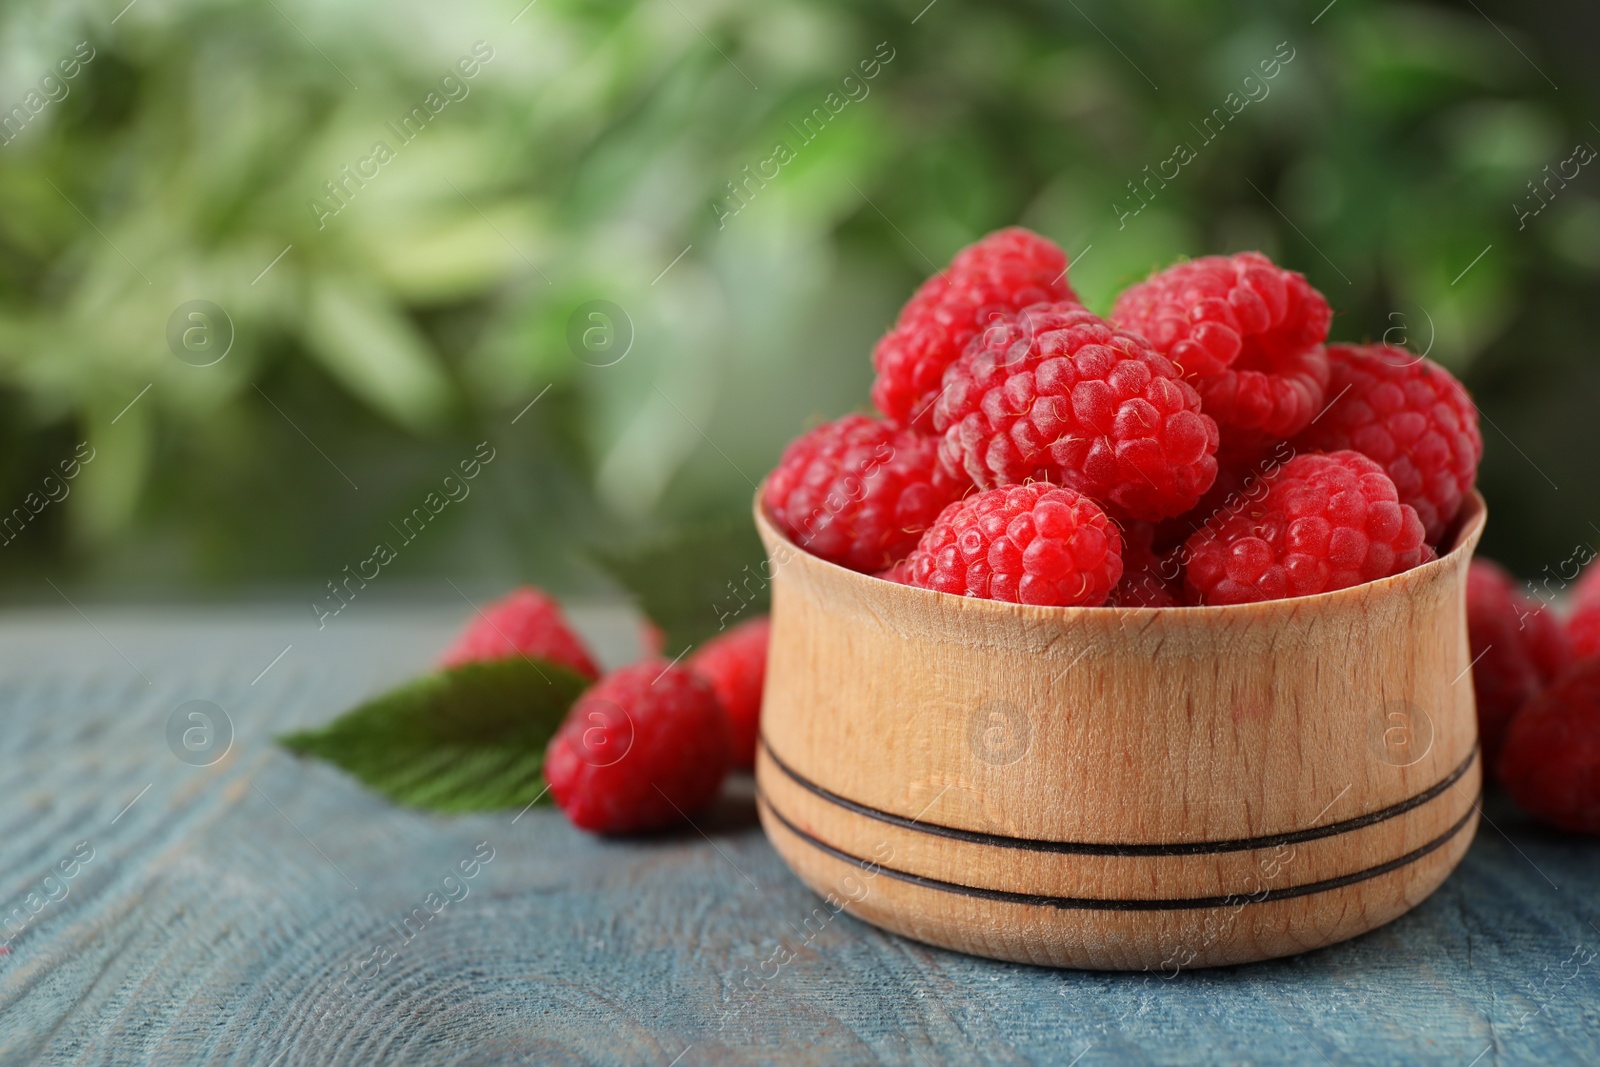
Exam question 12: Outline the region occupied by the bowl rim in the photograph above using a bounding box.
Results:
[753,487,1486,619]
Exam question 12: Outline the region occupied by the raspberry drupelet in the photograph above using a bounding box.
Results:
[871,228,1077,432]
[1293,343,1481,544]
[932,302,1219,521]
[1182,450,1430,605]
[904,483,1123,606]
[762,414,968,574]
[1112,252,1332,456]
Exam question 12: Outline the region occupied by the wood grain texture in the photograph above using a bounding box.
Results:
[0,602,1595,1066]
[756,497,1488,969]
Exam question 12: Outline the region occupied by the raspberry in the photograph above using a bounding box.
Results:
[1291,344,1481,544]
[905,484,1122,606]
[1109,522,1182,607]
[438,586,600,680]
[763,414,967,573]
[1497,659,1600,836]
[1466,559,1573,773]
[932,303,1219,521]
[1113,253,1332,456]
[872,228,1078,431]
[687,616,770,769]
[1182,450,1429,605]
[544,662,730,834]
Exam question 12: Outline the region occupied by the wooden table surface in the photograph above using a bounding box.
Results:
[1,605,1597,1066]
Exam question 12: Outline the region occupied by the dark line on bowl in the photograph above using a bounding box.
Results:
[757,789,1479,912]
[759,737,1477,857]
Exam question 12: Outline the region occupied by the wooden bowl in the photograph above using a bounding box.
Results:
[754,492,1486,970]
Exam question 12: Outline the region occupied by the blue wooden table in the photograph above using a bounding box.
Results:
[1,605,1597,1066]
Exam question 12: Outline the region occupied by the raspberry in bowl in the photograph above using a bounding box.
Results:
[751,229,1488,971]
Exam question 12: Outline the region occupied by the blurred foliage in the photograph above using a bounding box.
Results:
[0,0,1595,602]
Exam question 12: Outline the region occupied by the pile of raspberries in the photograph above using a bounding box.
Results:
[764,228,1481,608]
[765,227,1600,838]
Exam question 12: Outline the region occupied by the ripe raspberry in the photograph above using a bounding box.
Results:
[1113,253,1332,456]
[872,228,1078,431]
[1291,344,1481,544]
[1182,450,1429,605]
[1497,659,1600,836]
[763,414,967,573]
[1109,522,1182,607]
[1466,559,1573,773]
[439,586,600,680]
[687,616,770,770]
[932,302,1219,520]
[905,484,1123,606]
[544,662,730,834]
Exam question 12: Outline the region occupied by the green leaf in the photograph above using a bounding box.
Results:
[589,516,768,653]
[279,658,589,812]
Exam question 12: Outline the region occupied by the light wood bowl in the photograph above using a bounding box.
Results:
[754,491,1486,971]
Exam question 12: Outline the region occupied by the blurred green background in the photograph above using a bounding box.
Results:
[1,0,1596,603]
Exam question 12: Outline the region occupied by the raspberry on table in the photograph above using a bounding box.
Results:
[438,586,600,680]
[1497,658,1600,836]
[905,483,1123,606]
[1112,252,1332,456]
[1292,343,1481,545]
[687,616,770,769]
[1181,450,1430,605]
[871,228,1078,432]
[932,302,1219,521]
[1466,559,1573,773]
[544,662,730,834]
[762,414,969,573]
[1108,522,1183,607]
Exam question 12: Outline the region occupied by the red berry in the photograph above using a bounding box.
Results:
[763,414,967,573]
[1497,659,1600,836]
[1113,252,1331,456]
[1182,450,1429,605]
[872,228,1078,431]
[544,662,730,834]
[932,302,1219,521]
[1466,559,1573,773]
[905,483,1123,606]
[1292,343,1481,544]
[687,616,770,769]
[438,586,600,680]
[1109,522,1183,607]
